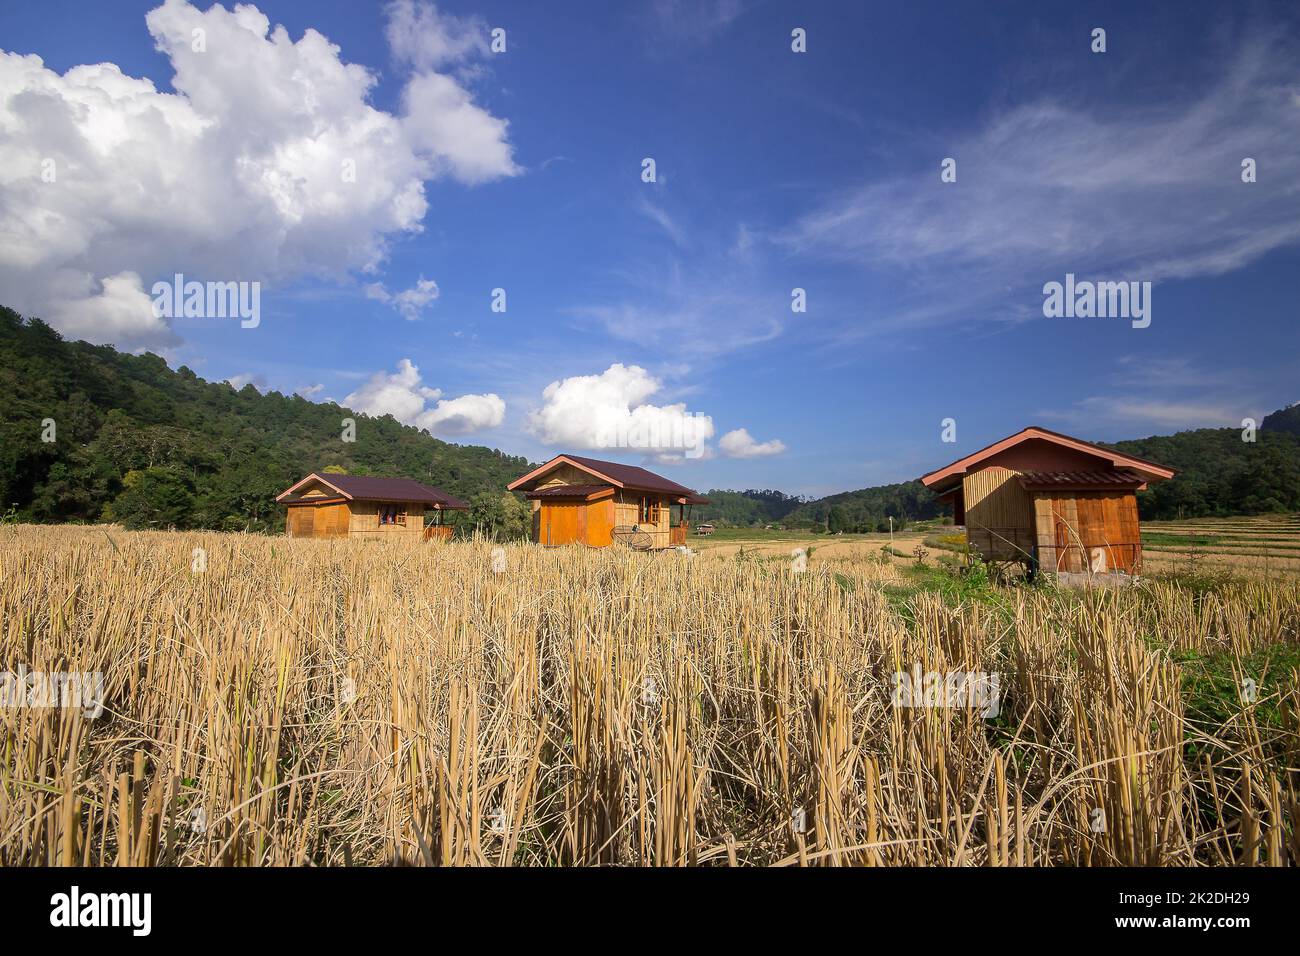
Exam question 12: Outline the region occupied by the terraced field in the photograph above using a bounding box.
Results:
[689,515,1300,578]
[1140,514,1300,575]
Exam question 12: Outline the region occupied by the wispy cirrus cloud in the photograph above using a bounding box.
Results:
[641,0,745,47]
[1039,356,1266,432]
[571,196,786,356]
[782,31,1300,331]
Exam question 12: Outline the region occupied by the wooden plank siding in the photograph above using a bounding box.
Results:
[347,501,426,537]
[1033,491,1141,574]
[286,501,350,539]
[962,467,1036,561]
[537,498,616,547]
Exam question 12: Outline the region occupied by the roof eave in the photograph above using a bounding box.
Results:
[507,454,625,492]
[275,472,353,503]
[920,427,1176,487]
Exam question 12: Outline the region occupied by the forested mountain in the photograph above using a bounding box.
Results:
[782,480,943,532]
[700,421,1300,531]
[695,489,806,526]
[1261,403,1300,436]
[0,308,531,531]
[1107,427,1300,519]
[3,307,1297,533]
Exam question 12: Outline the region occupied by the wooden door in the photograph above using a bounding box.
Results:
[584,499,614,547]
[542,502,581,545]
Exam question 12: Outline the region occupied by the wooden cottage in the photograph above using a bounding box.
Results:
[275,473,468,540]
[507,454,709,549]
[920,427,1174,577]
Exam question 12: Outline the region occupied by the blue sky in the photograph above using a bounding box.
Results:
[3,0,1298,496]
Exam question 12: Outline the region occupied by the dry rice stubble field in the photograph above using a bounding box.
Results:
[1,524,1297,866]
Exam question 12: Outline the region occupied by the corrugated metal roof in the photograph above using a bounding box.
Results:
[1016,470,1144,489]
[561,454,698,495]
[920,426,1175,490]
[306,474,469,508]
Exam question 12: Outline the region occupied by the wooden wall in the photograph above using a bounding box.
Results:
[537,465,594,488]
[613,490,671,534]
[527,469,673,547]
[286,502,350,539]
[962,467,1035,561]
[347,501,426,537]
[1033,492,1141,574]
[537,498,616,547]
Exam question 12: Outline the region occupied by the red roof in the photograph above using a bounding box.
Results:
[276,473,469,509]
[508,453,708,502]
[1016,470,1145,490]
[920,426,1174,492]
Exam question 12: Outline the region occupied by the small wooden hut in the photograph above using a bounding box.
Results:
[507,454,709,549]
[276,473,468,540]
[920,427,1174,577]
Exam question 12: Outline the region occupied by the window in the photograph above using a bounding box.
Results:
[379,505,406,526]
[639,497,658,524]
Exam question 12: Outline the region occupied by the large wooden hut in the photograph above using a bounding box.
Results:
[507,454,709,549]
[276,473,468,540]
[920,427,1174,577]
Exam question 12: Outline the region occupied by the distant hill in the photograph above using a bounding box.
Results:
[1261,402,1300,436]
[702,419,1300,532]
[1106,425,1300,519]
[695,489,805,527]
[0,308,532,531]
[5,306,1298,533]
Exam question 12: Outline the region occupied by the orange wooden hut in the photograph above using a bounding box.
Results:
[507,454,709,549]
[276,473,468,540]
[920,427,1174,577]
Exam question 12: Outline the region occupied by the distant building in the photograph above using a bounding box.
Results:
[920,427,1174,577]
[508,454,709,549]
[276,473,468,540]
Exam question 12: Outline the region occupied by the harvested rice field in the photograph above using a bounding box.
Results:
[2,523,1297,867]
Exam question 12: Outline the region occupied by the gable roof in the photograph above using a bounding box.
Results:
[920,426,1175,492]
[508,453,709,502]
[276,473,469,509]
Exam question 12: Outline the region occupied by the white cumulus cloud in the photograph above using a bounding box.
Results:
[343,358,504,436]
[0,0,518,349]
[527,363,716,461]
[365,276,440,320]
[719,427,786,458]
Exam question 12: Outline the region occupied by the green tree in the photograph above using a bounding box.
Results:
[107,468,196,530]
[466,491,531,540]
[827,505,849,534]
